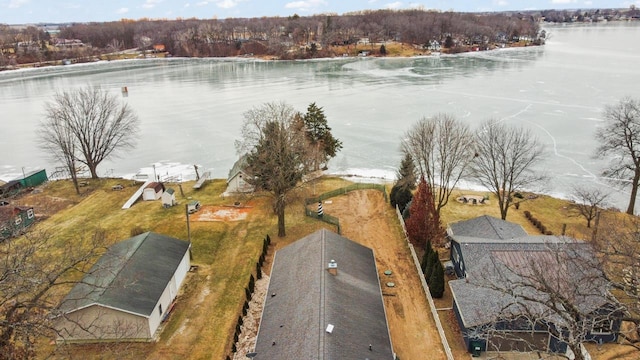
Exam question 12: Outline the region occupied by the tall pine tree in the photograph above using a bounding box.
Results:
[391,152,416,211]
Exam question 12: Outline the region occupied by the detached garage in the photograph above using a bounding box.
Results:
[55,232,191,342]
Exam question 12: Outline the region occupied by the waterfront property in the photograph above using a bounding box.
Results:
[254,229,394,359]
[447,216,621,356]
[55,232,191,342]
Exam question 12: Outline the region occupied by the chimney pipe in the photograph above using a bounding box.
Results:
[328,259,338,275]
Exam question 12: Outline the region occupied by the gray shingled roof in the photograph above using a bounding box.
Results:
[227,154,248,182]
[450,228,610,328]
[254,229,394,359]
[59,232,190,317]
[448,215,527,240]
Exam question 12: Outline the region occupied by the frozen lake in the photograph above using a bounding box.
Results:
[1,22,640,210]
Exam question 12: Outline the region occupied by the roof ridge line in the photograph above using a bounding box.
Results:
[95,232,149,305]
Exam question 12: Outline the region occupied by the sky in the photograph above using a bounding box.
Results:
[1,0,639,25]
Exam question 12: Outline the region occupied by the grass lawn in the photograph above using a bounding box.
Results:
[13,177,639,359]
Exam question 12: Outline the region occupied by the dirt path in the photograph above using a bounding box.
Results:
[323,190,447,360]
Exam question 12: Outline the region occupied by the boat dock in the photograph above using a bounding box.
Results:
[193,171,211,190]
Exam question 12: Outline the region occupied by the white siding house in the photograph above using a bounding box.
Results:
[55,232,191,342]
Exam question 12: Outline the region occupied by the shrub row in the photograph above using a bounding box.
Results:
[523,210,553,235]
[229,234,272,357]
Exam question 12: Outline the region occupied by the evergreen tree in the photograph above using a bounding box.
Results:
[397,152,417,190]
[391,153,416,211]
[302,102,343,171]
[429,259,445,298]
[380,44,387,55]
[424,250,438,283]
[421,240,433,272]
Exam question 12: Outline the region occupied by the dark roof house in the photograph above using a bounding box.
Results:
[254,229,394,359]
[55,232,191,342]
[448,216,621,356]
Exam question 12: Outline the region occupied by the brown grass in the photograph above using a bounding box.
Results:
[17,179,639,359]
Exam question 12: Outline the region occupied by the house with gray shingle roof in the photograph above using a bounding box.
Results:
[253,229,394,359]
[55,232,191,342]
[447,216,621,355]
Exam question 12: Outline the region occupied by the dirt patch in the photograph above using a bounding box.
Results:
[191,206,251,222]
[323,190,447,360]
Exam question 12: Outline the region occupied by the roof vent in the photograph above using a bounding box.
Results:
[328,259,338,275]
[326,324,334,333]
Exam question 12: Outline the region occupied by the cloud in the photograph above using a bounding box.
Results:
[208,0,246,9]
[550,0,577,4]
[142,0,163,9]
[285,0,328,12]
[8,0,30,9]
[385,2,403,10]
[493,0,509,6]
[117,7,129,14]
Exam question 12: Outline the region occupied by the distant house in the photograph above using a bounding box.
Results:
[447,216,621,356]
[0,180,22,197]
[0,206,35,240]
[153,44,166,52]
[142,182,164,201]
[225,155,253,195]
[0,169,47,198]
[254,229,394,359]
[162,188,176,208]
[55,232,191,342]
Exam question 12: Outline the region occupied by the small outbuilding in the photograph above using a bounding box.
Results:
[19,169,48,188]
[0,206,35,240]
[162,188,176,208]
[142,182,164,201]
[55,232,191,342]
[225,155,254,195]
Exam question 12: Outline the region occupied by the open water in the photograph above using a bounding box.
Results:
[1,22,639,210]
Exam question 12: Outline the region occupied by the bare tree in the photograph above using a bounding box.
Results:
[472,240,621,360]
[0,231,106,359]
[42,86,140,179]
[595,97,640,215]
[569,186,609,228]
[592,213,640,349]
[38,112,81,195]
[236,102,308,237]
[471,120,545,220]
[401,114,475,214]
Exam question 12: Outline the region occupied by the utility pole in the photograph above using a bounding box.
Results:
[186,204,191,243]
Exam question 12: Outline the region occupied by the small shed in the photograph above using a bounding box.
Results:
[162,188,176,208]
[19,169,48,188]
[143,182,164,201]
[0,206,35,240]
